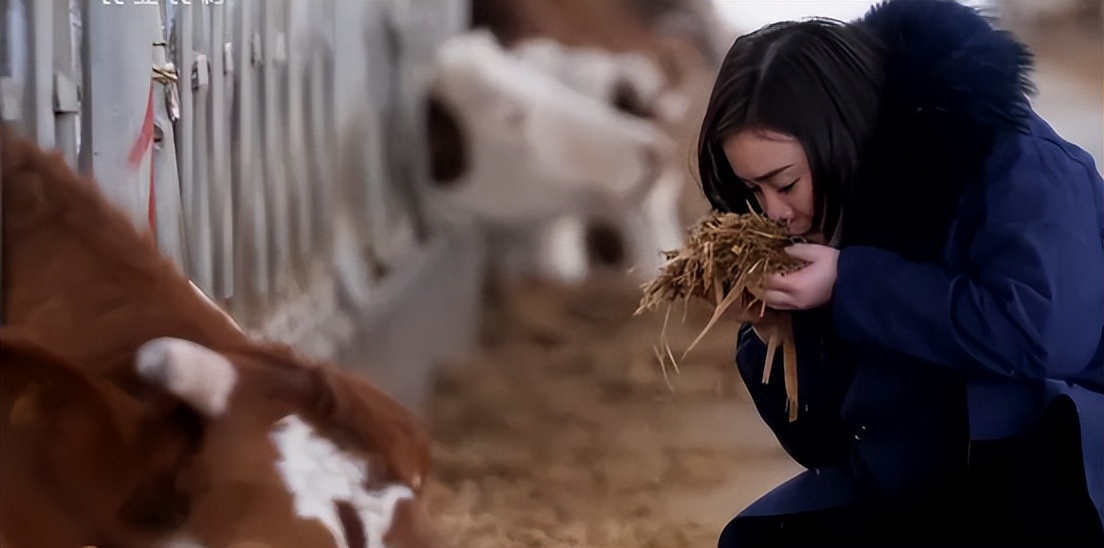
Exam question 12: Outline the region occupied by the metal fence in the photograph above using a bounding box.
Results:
[1,0,487,409]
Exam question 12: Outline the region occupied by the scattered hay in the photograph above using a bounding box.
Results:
[636,211,806,421]
[425,272,783,547]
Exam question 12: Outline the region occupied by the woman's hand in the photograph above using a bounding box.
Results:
[763,243,839,310]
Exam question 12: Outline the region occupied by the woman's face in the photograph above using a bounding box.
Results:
[722,129,821,242]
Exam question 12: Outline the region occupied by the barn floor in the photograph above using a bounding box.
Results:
[422,270,801,547]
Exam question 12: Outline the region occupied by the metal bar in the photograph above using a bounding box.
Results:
[26,0,54,146]
[190,2,213,295]
[284,0,309,274]
[52,0,78,168]
[174,0,199,280]
[76,0,90,174]
[386,0,431,245]
[209,0,233,299]
[261,0,290,296]
[250,0,269,304]
[310,36,334,259]
[150,6,187,269]
[330,0,372,286]
[229,0,268,321]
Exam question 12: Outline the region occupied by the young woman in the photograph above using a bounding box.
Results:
[697,0,1104,545]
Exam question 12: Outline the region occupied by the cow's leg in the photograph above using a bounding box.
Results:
[608,169,686,282]
[534,215,590,285]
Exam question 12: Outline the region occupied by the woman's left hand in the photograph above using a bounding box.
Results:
[762,243,839,310]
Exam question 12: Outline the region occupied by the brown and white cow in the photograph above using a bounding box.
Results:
[0,127,432,547]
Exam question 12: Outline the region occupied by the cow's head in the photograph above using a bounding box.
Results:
[0,328,432,548]
[425,30,672,225]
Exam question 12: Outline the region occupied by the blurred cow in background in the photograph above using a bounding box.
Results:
[469,0,723,80]
[996,0,1102,29]
[469,0,724,153]
[0,128,432,548]
[426,30,680,284]
[426,0,723,285]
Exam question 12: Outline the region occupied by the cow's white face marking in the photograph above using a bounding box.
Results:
[271,415,414,548]
[135,337,237,417]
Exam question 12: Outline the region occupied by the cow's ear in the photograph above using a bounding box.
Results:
[136,338,238,418]
[305,368,432,492]
[1,328,199,539]
[1,327,112,428]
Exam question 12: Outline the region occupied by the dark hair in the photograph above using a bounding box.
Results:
[696,18,883,239]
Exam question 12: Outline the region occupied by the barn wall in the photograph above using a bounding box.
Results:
[0,0,483,413]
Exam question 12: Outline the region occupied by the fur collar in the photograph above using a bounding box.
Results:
[843,0,1035,260]
[861,0,1035,134]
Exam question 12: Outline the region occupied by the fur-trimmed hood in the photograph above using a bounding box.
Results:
[843,0,1037,260]
[860,0,1035,134]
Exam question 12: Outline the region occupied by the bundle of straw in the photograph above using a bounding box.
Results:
[635,210,806,421]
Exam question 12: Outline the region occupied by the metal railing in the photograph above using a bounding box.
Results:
[1,1,485,400]
[3,0,458,313]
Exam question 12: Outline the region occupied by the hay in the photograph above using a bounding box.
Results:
[636,210,806,421]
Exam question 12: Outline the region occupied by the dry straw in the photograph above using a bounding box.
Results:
[636,210,806,421]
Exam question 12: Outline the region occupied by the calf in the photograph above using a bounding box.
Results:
[0,127,432,547]
[426,30,684,284]
[509,37,668,119]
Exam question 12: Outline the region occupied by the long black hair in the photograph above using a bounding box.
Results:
[696,18,883,239]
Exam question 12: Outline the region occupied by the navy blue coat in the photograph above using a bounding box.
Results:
[732,0,1104,532]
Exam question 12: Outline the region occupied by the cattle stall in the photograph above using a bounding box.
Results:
[7,0,1098,546]
[1,0,484,410]
[0,1,796,544]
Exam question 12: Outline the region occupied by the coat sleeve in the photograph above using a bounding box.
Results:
[735,309,855,469]
[833,131,1104,384]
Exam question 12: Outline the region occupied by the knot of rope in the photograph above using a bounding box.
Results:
[152,63,179,85]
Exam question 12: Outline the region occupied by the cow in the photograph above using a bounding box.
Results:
[0,127,432,547]
[425,29,686,284]
[424,0,725,286]
[997,0,1102,29]
[468,0,723,75]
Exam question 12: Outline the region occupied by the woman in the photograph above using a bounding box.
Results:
[697,0,1104,545]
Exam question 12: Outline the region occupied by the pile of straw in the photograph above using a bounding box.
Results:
[636,211,806,421]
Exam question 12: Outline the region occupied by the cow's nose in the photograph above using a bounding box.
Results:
[425,95,467,187]
[613,80,652,119]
